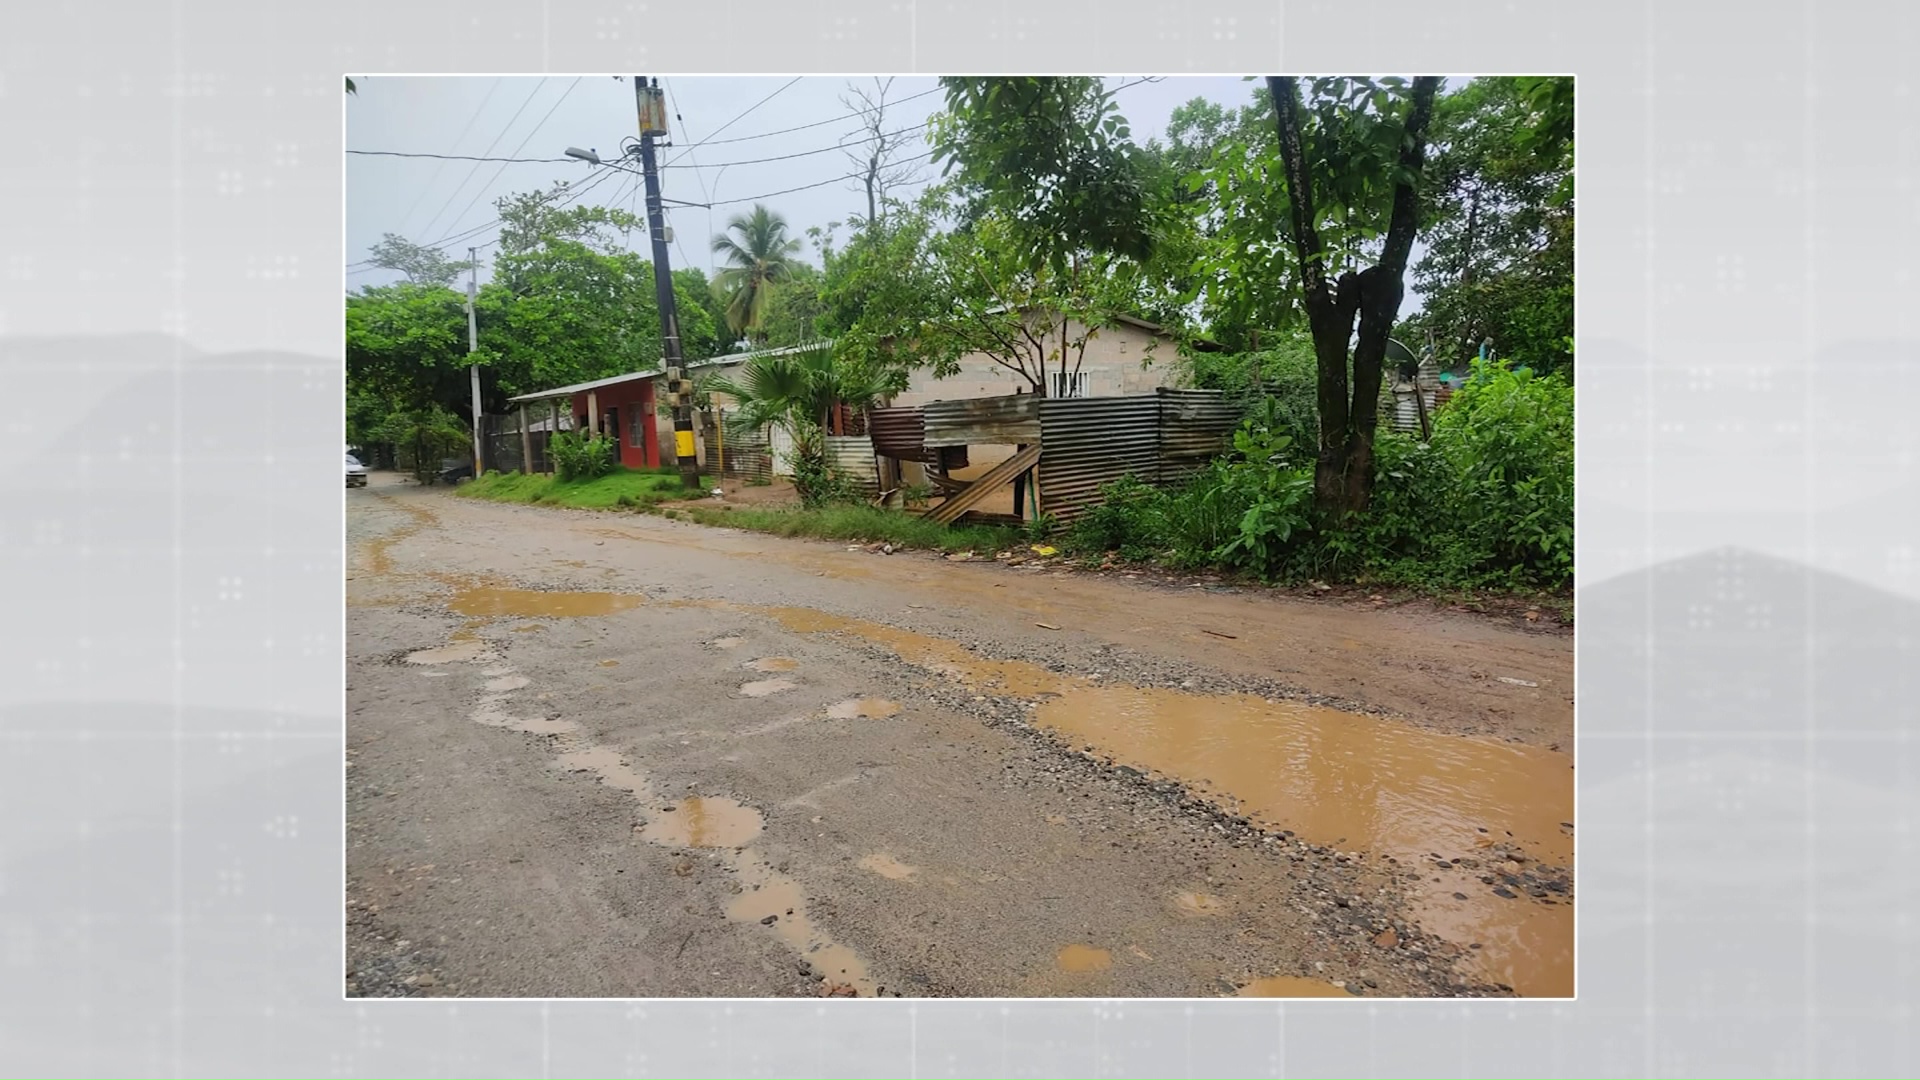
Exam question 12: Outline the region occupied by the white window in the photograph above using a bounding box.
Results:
[1049,370,1091,399]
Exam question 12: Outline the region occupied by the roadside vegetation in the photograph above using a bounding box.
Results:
[669,503,1019,555]
[458,466,708,511]
[353,75,1572,608]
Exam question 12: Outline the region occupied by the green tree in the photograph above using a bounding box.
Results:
[710,204,803,343]
[754,261,828,349]
[1264,75,1441,513]
[1406,77,1573,374]
[673,266,733,359]
[366,232,476,288]
[930,77,1164,274]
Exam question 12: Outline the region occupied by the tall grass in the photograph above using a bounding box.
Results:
[458,468,709,510]
[676,504,1017,554]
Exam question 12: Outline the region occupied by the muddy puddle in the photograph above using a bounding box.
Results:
[1237,976,1354,998]
[1055,945,1113,973]
[727,860,876,994]
[736,597,1573,997]
[640,796,765,849]
[1035,685,1573,997]
[446,583,646,620]
[826,698,902,720]
[746,657,799,673]
[739,678,797,698]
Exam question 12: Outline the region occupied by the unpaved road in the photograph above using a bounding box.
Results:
[346,474,1574,999]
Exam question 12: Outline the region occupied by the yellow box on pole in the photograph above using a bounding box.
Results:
[675,430,696,459]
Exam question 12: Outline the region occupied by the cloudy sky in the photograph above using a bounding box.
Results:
[347,75,1287,284]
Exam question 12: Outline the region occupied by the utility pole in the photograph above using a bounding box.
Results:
[633,75,701,490]
[466,247,484,475]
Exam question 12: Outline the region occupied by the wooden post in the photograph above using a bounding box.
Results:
[588,390,600,437]
[518,404,533,475]
[716,406,725,482]
[548,400,559,472]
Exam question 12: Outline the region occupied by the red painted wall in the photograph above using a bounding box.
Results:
[570,377,659,469]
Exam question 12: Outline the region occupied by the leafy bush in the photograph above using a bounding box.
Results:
[1432,358,1574,585]
[1205,424,1315,578]
[1060,357,1572,593]
[1070,475,1156,557]
[548,431,617,482]
[374,405,471,484]
[785,421,860,508]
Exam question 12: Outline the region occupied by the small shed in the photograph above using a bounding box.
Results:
[509,369,662,470]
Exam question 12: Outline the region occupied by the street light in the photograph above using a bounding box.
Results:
[564,147,601,165]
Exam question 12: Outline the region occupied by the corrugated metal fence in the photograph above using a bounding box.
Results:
[1036,396,1161,524]
[1155,388,1241,487]
[1035,388,1242,524]
[825,435,879,498]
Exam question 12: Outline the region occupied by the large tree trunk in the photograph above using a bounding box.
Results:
[1344,77,1439,511]
[1268,75,1440,514]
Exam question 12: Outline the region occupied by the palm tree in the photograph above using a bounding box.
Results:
[702,344,892,438]
[710,204,802,344]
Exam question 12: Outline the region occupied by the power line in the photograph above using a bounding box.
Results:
[662,78,714,275]
[394,76,503,234]
[671,83,945,149]
[664,76,802,165]
[434,76,585,246]
[418,77,550,240]
[351,77,1164,270]
[350,165,624,273]
[349,150,576,163]
[703,151,938,209]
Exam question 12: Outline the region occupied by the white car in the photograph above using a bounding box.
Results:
[346,452,368,488]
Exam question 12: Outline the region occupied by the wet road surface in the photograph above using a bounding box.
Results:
[346,476,1573,998]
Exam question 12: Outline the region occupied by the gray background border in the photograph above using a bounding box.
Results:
[2,1,1915,1076]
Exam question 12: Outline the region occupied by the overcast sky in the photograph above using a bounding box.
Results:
[345,75,1432,316]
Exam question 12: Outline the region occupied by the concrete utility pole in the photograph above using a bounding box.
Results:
[466,247,484,474]
[633,75,701,490]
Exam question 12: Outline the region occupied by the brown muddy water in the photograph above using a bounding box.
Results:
[1237,976,1355,998]
[1055,945,1114,973]
[741,602,1575,998]
[1034,686,1573,998]
[641,796,765,849]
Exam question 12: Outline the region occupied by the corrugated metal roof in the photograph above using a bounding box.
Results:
[508,341,836,403]
[922,393,1042,447]
[1037,396,1161,524]
[508,369,658,402]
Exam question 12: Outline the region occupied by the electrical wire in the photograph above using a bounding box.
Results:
[663,76,801,165]
[661,79,713,273]
[393,76,502,234]
[350,150,576,163]
[417,77,550,240]
[434,76,584,246]
[669,83,945,149]
[352,77,1162,271]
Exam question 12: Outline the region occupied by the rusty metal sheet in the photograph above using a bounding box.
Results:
[825,435,879,497]
[867,405,931,462]
[1156,388,1240,486]
[1036,396,1161,525]
[922,393,1042,447]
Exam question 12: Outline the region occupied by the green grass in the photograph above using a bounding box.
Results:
[458,467,710,510]
[674,503,1019,555]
